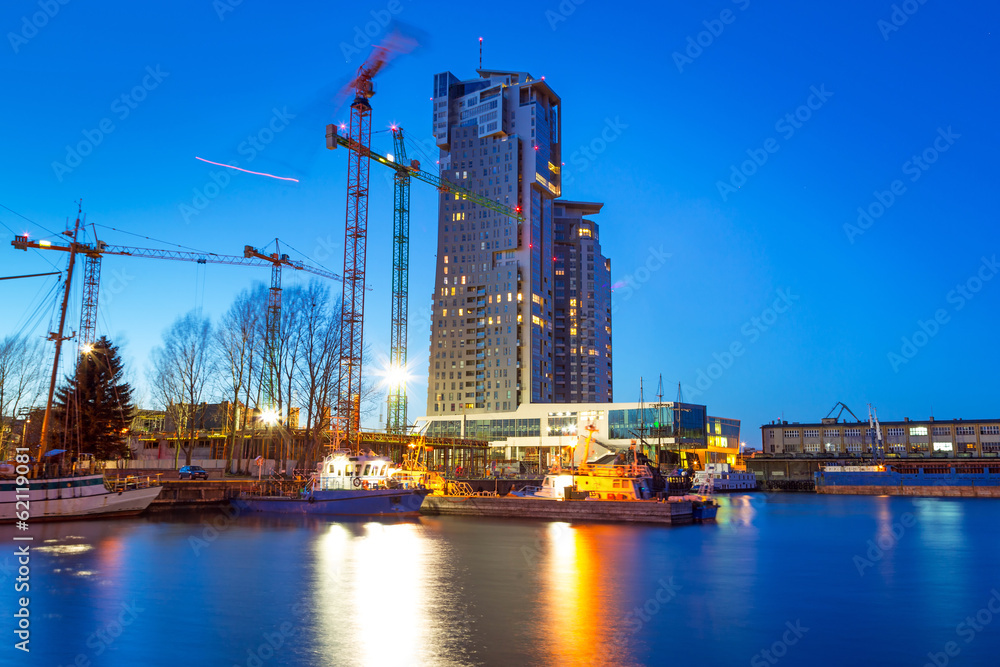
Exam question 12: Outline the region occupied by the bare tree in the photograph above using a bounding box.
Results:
[0,335,46,457]
[214,287,263,474]
[149,311,215,466]
[294,282,340,470]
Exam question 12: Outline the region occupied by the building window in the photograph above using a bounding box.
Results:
[909,426,928,436]
[957,426,975,436]
[981,426,1000,435]
[803,429,819,438]
[887,428,904,437]
[932,427,951,436]
[844,428,861,437]
[784,430,799,438]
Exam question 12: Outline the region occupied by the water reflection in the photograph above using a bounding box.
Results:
[536,523,641,667]
[311,519,465,666]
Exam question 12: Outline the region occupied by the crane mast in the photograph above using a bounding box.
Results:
[335,74,375,451]
[387,127,409,434]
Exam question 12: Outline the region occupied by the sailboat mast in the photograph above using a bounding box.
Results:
[38,205,82,459]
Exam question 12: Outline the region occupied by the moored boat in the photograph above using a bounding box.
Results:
[693,463,757,493]
[241,450,430,516]
[0,461,161,522]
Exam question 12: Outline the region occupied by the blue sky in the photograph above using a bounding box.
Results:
[1,0,997,440]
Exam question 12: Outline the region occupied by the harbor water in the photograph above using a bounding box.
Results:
[4,494,1000,666]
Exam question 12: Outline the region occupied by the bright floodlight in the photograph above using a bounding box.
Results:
[381,362,412,389]
[260,408,279,426]
[81,343,94,354]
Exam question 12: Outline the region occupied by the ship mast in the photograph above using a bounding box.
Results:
[38,204,82,460]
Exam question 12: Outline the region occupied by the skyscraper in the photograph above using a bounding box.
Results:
[427,69,611,416]
[553,201,612,403]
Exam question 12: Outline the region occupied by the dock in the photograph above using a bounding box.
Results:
[421,496,693,525]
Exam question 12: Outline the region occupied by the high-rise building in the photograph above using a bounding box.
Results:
[426,69,613,416]
[553,201,612,403]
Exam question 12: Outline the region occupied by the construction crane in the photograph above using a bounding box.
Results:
[325,121,524,442]
[11,234,343,401]
[386,127,409,435]
[327,36,525,449]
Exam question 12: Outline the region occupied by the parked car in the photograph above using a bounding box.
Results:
[179,465,209,480]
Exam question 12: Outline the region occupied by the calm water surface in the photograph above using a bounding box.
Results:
[3,494,999,666]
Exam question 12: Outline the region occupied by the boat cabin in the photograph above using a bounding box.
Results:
[316,452,393,491]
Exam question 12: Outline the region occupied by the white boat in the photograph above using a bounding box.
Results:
[693,463,757,493]
[0,471,162,522]
[241,450,429,516]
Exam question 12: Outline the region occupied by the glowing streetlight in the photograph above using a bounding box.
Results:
[260,408,279,426]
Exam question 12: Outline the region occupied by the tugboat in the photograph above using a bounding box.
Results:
[241,450,430,516]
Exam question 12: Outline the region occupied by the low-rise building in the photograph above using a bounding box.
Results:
[414,401,741,472]
[761,416,1000,457]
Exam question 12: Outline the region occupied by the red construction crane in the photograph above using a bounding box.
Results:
[332,34,415,450]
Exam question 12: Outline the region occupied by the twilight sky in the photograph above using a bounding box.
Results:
[1,0,997,440]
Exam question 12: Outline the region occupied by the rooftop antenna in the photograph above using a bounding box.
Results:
[479,37,482,70]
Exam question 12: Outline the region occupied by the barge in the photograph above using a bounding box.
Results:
[815,462,1000,498]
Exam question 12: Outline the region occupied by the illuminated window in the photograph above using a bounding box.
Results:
[570,328,577,336]
[578,227,592,238]
[909,426,928,436]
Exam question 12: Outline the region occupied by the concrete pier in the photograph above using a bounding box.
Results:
[422,496,693,525]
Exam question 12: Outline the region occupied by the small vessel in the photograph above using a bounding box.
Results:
[0,453,161,522]
[693,463,758,493]
[684,494,719,522]
[241,450,430,516]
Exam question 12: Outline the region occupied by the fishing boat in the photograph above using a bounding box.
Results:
[2,207,162,523]
[240,450,430,516]
[0,459,161,522]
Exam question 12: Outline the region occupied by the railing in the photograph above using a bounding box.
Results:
[105,474,162,492]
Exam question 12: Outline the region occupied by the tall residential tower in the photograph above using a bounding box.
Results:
[427,69,612,416]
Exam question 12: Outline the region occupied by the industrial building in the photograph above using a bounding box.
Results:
[761,416,1000,457]
[414,401,741,473]
[426,69,612,416]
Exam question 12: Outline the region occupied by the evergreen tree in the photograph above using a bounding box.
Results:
[52,336,134,460]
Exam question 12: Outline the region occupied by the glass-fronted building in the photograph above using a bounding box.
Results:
[414,401,739,471]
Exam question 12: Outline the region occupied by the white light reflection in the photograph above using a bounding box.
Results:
[314,522,429,664]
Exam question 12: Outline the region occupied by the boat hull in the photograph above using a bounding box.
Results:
[0,477,162,522]
[422,495,693,525]
[815,469,1000,497]
[242,488,430,516]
